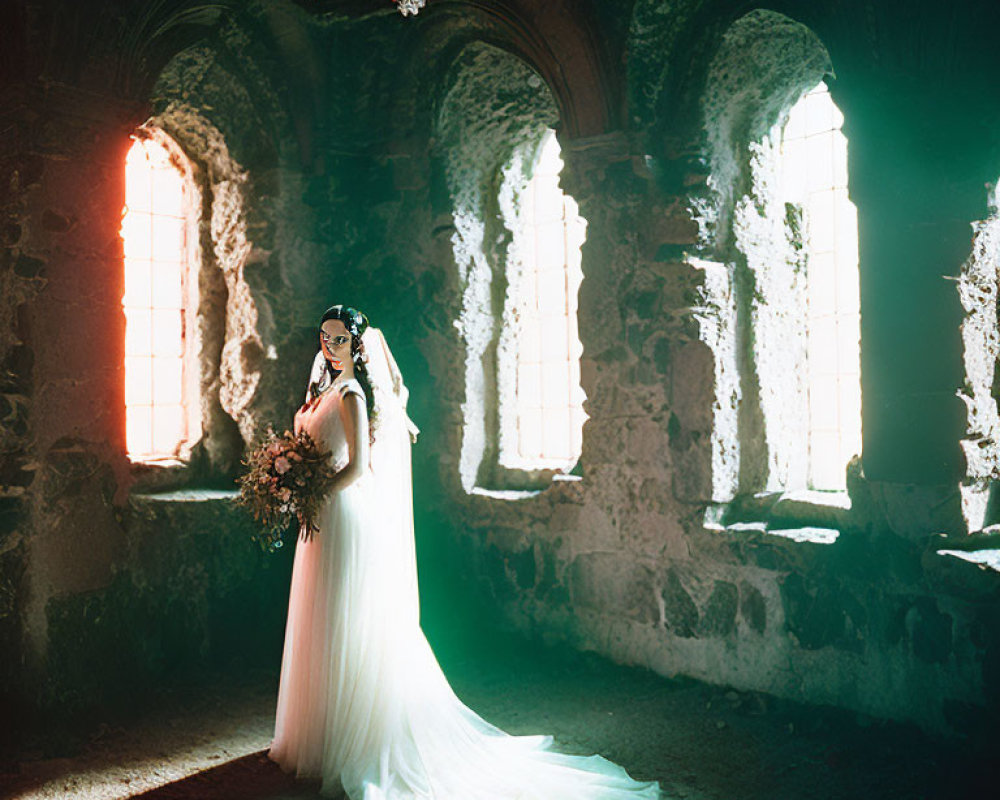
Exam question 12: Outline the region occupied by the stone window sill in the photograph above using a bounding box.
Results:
[937,549,1000,572]
[131,488,238,503]
[129,458,194,494]
[933,528,1000,574]
[472,474,582,501]
[707,519,840,545]
[704,489,849,545]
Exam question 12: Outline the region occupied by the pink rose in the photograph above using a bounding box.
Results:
[274,456,291,474]
[268,442,282,456]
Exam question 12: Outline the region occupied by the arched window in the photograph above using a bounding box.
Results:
[777,82,861,490]
[121,133,201,462]
[504,130,587,471]
[440,44,587,491]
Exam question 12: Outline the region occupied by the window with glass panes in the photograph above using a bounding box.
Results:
[778,82,861,490]
[514,130,587,469]
[121,135,198,461]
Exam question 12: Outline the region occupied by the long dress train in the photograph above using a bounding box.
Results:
[269,369,663,800]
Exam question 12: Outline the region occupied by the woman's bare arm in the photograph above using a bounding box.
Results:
[297,390,368,542]
[329,391,369,492]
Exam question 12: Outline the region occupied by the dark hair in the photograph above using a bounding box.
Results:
[319,304,377,445]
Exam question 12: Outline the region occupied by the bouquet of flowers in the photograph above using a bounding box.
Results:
[236,426,338,552]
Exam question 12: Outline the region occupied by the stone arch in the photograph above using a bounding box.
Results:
[632,8,837,500]
[142,106,254,472]
[700,10,835,496]
[717,12,839,499]
[401,2,618,142]
[699,10,832,252]
[148,40,288,467]
[434,41,563,491]
[628,1,832,141]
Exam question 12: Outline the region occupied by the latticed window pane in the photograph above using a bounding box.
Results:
[121,136,194,462]
[778,82,861,490]
[514,130,587,469]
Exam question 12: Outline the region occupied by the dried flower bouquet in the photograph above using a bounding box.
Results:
[237,426,338,552]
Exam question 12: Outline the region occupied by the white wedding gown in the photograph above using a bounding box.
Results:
[269,367,663,800]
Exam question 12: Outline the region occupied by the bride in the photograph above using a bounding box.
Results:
[268,304,663,800]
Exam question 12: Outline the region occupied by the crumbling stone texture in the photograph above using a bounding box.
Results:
[435,42,559,491]
[739,580,767,634]
[958,209,1000,530]
[699,10,832,493]
[444,3,1000,737]
[661,570,699,638]
[5,0,1000,743]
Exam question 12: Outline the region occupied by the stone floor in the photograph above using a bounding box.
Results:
[2,629,996,800]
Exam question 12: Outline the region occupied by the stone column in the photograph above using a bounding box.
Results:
[558,132,649,480]
[836,86,995,489]
[559,131,711,540]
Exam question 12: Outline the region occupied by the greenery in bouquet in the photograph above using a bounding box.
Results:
[237,426,338,552]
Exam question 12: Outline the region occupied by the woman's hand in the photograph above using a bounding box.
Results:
[298,514,316,543]
[293,399,316,435]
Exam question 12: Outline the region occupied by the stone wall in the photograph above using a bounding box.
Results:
[0,2,315,733]
[42,492,292,715]
[3,0,1000,742]
[403,0,1000,736]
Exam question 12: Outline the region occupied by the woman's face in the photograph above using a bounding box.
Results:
[320,319,351,371]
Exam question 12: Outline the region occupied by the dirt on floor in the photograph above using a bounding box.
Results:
[2,628,997,800]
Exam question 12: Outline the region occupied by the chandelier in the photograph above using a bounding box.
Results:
[394,0,426,15]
